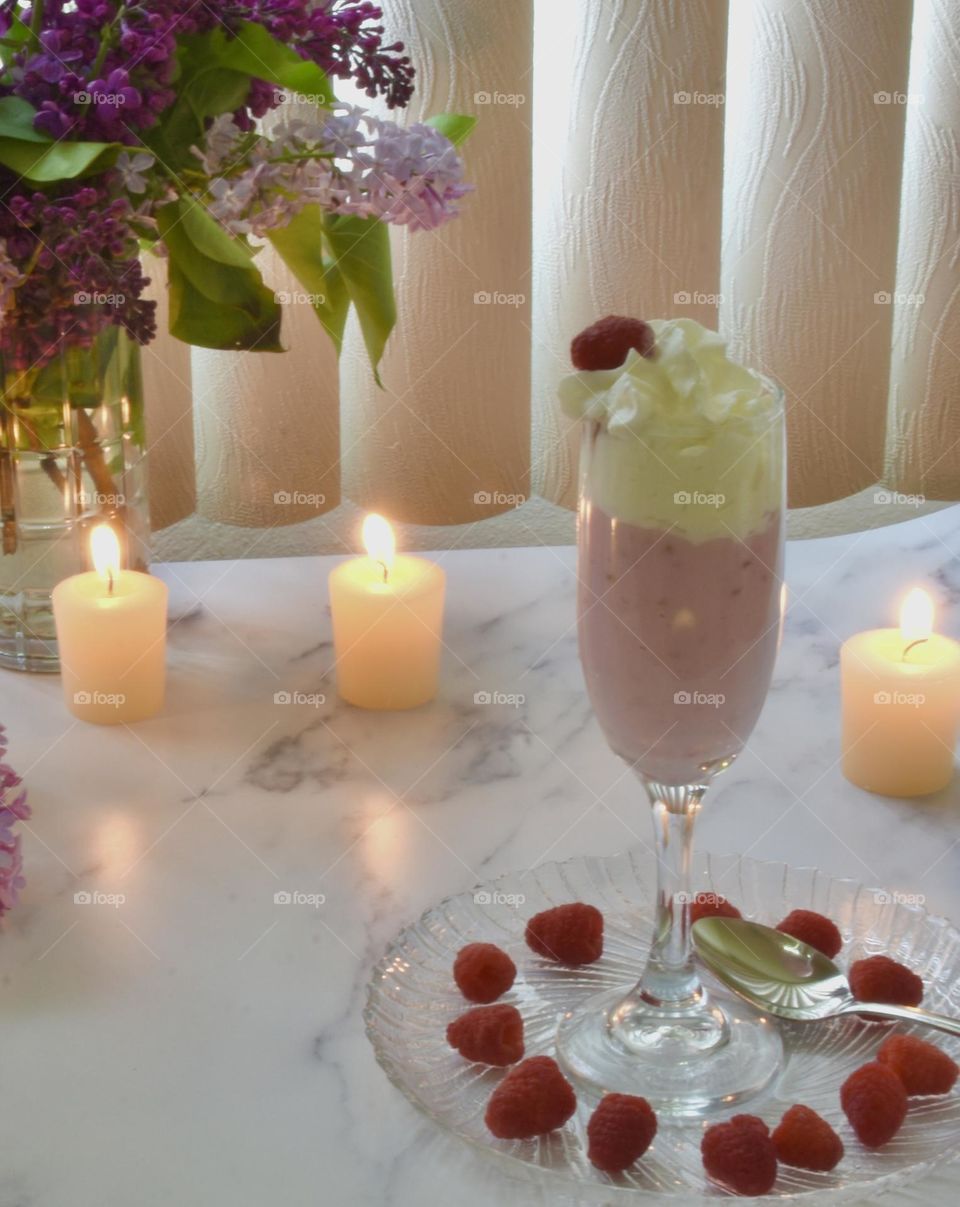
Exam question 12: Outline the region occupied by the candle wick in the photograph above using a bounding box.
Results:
[902,637,928,661]
[107,568,114,596]
[378,560,389,584]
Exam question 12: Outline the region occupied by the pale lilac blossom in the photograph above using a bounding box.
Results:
[115,152,156,195]
[201,107,470,237]
[0,725,30,917]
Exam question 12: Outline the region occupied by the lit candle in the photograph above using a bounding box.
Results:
[841,588,960,796]
[52,524,169,725]
[329,514,445,709]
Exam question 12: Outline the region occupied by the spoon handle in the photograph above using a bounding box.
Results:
[846,1001,960,1037]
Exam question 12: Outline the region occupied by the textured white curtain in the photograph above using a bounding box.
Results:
[145,0,960,532]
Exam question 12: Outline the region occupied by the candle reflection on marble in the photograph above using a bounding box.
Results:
[842,588,960,797]
[329,515,445,710]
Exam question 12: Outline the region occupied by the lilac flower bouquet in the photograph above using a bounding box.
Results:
[0,2,473,671]
[0,0,473,371]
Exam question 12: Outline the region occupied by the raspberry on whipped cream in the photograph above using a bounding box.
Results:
[559,318,782,542]
[571,316,656,370]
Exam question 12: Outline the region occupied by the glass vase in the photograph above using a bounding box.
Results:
[0,324,149,672]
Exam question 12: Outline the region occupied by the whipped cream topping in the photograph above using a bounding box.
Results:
[561,319,784,539]
[559,318,777,435]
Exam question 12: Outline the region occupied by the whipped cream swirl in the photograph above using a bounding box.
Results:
[561,319,784,540]
[559,318,777,435]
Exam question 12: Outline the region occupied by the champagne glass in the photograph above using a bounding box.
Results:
[556,365,786,1118]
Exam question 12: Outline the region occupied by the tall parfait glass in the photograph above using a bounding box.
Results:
[555,319,786,1117]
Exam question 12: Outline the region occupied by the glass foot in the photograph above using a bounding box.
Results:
[556,982,783,1118]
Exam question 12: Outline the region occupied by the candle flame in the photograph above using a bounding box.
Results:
[900,587,934,644]
[91,524,121,584]
[362,513,395,578]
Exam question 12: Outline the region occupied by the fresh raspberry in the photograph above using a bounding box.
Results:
[446,1003,525,1067]
[877,1033,959,1096]
[776,909,843,959]
[586,1094,658,1173]
[701,1115,778,1195]
[570,316,656,371]
[484,1056,577,1139]
[840,1062,908,1148]
[525,903,603,966]
[772,1105,844,1172]
[452,943,517,1004]
[849,955,924,1006]
[690,892,742,925]
[728,1114,770,1139]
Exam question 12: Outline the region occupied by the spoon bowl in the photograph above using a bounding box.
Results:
[693,917,960,1037]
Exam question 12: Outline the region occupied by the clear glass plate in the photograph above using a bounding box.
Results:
[364,851,960,1203]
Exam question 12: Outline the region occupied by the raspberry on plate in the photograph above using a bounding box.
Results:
[446,1003,524,1067]
[525,903,604,966]
[701,1114,778,1195]
[587,1094,658,1173]
[776,909,843,959]
[690,892,742,925]
[772,1104,844,1172]
[728,1113,770,1139]
[570,316,656,371]
[452,942,516,1004]
[484,1055,577,1139]
[849,955,924,1006]
[840,1062,908,1148]
[877,1033,960,1096]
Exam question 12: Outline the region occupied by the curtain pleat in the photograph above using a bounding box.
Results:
[720,0,913,509]
[340,0,533,524]
[191,244,341,528]
[532,0,729,510]
[888,0,960,500]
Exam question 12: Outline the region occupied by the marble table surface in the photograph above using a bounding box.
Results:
[3,506,960,1207]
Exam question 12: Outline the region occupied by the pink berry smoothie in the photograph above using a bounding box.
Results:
[577,501,784,784]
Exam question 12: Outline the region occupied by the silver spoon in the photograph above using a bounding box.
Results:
[692,917,960,1038]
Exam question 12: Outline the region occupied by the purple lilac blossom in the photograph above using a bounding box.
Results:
[0,181,157,368]
[2,1,414,147]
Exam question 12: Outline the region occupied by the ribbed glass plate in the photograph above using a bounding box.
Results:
[364,851,960,1203]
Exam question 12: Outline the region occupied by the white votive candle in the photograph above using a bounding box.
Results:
[52,525,168,725]
[330,514,445,710]
[841,588,960,796]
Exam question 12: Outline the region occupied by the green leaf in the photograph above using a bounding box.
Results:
[147,21,332,170]
[146,67,251,170]
[0,135,117,181]
[201,20,330,102]
[0,13,30,74]
[157,200,283,352]
[183,67,252,130]
[268,206,351,354]
[0,96,48,142]
[323,214,396,382]
[425,113,477,147]
[176,199,257,270]
[182,21,332,104]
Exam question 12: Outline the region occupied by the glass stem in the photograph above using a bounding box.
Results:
[607,776,729,1058]
[636,778,708,1009]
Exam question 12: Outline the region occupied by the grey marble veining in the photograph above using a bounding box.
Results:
[2,508,960,1206]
